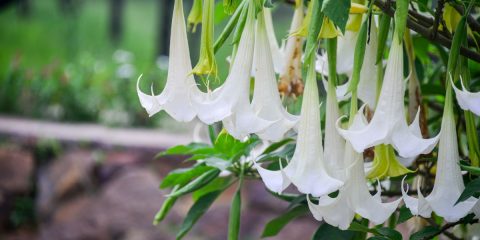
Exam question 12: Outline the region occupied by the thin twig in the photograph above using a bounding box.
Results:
[374,0,480,63]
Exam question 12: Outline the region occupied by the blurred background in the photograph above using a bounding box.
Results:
[0,0,313,239]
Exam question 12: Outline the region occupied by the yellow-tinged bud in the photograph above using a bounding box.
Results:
[187,0,202,32]
[349,3,368,14]
[367,144,414,179]
[192,0,217,76]
[319,17,341,39]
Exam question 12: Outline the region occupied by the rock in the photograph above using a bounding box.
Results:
[0,145,33,194]
[36,150,96,219]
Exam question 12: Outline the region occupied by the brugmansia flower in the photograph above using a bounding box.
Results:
[251,11,299,141]
[318,24,379,109]
[254,61,343,196]
[451,78,480,116]
[336,33,439,158]
[308,119,401,229]
[194,0,273,135]
[263,8,285,74]
[323,68,346,181]
[283,62,343,197]
[402,85,478,222]
[137,0,204,122]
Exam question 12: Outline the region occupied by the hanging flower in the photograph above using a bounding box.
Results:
[402,85,478,222]
[336,32,439,158]
[136,0,204,122]
[451,78,480,116]
[251,11,299,141]
[318,23,379,109]
[308,142,401,229]
[193,0,273,137]
[254,60,343,197]
[263,8,285,74]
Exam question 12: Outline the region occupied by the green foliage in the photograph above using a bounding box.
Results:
[321,0,351,34]
[312,224,356,240]
[261,205,309,237]
[153,185,179,224]
[456,177,480,204]
[409,226,440,240]
[176,190,222,240]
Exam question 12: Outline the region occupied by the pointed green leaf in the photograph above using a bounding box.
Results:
[176,190,223,240]
[169,169,221,198]
[312,224,356,240]
[456,177,480,204]
[321,0,350,33]
[261,205,309,237]
[153,185,180,224]
[228,188,242,240]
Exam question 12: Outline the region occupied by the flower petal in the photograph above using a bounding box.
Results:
[253,159,290,194]
[252,12,299,141]
[307,194,355,230]
[451,77,480,116]
[401,177,432,218]
[284,63,343,197]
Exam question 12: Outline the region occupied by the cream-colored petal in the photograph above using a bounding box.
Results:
[451,78,480,116]
[283,63,343,197]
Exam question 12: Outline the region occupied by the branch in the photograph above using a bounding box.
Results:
[374,0,480,63]
[425,217,479,240]
[451,2,480,33]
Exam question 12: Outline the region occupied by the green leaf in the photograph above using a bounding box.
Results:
[261,138,294,155]
[376,14,391,65]
[214,0,246,52]
[368,237,390,240]
[228,188,242,240]
[176,190,222,240]
[321,0,350,34]
[456,177,480,204]
[394,0,409,41]
[409,226,439,240]
[376,227,402,240]
[312,224,356,240]
[348,222,379,235]
[153,185,180,224]
[461,164,480,176]
[157,143,211,158]
[169,169,221,198]
[214,130,260,161]
[160,165,212,189]
[261,205,309,237]
[192,177,232,201]
[397,206,413,224]
[304,0,324,64]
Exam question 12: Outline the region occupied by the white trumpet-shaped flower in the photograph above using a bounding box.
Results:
[137,0,204,122]
[283,63,343,197]
[324,78,346,181]
[254,62,343,196]
[308,141,401,230]
[316,31,357,76]
[402,88,478,222]
[320,24,379,109]
[336,33,439,158]
[251,11,299,141]
[192,2,273,139]
[452,78,480,116]
[263,8,285,74]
